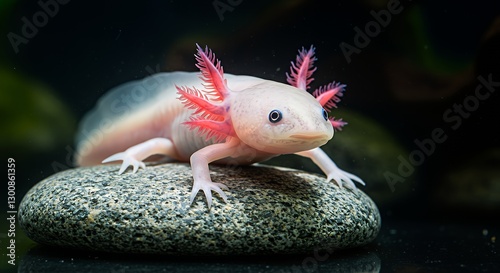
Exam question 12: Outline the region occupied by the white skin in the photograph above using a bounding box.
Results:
[77,45,364,208]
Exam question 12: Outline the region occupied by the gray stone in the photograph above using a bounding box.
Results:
[19,163,381,255]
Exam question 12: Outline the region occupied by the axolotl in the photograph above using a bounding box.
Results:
[75,44,364,208]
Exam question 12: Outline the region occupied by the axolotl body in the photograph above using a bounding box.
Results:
[76,45,364,207]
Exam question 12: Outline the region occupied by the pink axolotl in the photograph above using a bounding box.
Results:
[75,44,364,208]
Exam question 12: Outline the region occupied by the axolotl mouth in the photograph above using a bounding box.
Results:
[286,133,332,149]
[289,133,330,140]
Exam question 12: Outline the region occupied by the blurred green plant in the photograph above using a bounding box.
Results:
[0,68,76,156]
[398,5,473,76]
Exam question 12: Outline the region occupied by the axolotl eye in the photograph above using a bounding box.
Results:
[268,109,283,123]
[322,108,328,121]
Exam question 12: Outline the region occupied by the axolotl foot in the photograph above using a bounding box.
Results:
[101,138,176,174]
[327,168,365,190]
[189,180,228,209]
[189,179,229,209]
[102,152,146,174]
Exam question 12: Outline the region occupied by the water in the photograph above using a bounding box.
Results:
[1,0,499,272]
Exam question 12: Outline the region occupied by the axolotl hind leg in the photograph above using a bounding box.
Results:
[102,137,176,174]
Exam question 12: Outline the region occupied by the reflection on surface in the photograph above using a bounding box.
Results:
[19,245,380,273]
[16,221,500,272]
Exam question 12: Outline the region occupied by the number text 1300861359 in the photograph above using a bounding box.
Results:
[7,158,17,266]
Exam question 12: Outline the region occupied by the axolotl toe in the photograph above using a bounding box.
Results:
[75,44,364,208]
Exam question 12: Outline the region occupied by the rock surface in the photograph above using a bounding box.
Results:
[19,163,381,255]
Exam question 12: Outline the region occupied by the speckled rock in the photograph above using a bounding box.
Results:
[19,163,380,255]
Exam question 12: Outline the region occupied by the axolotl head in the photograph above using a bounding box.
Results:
[230,81,334,154]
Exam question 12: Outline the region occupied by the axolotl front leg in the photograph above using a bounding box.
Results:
[188,138,249,208]
[296,148,364,189]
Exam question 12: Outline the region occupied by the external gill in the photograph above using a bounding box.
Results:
[194,43,230,101]
[286,45,317,90]
[313,82,347,131]
[287,45,348,131]
[176,44,234,143]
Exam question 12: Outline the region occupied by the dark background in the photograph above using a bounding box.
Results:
[1,0,499,272]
